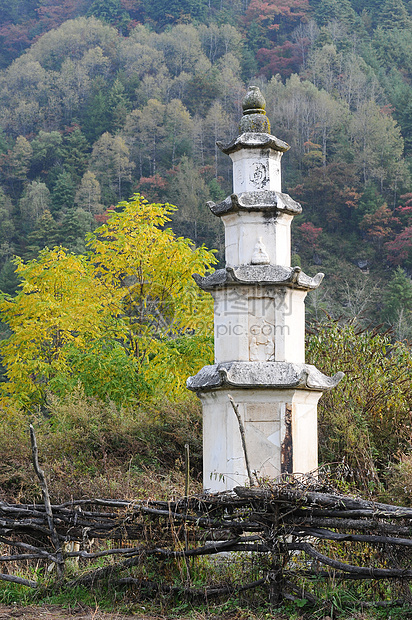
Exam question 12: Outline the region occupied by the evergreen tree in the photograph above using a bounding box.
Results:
[58,128,89,183]
[0,259,20,296]
[145,0,206,26]
[0,188,15,245]
[1,136,33,198]
[82,77,111,142]
[60,207,95,253]
[51,171,76,215]
[88,0,131,31]
[108,78,132,131]
[30,130,62,178]
[353,184,385,227]
[24,210,60,259]
[314,0,358,27]
[379,0,410,30]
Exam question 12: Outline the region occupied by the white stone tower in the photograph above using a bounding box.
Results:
[187,87,343,492]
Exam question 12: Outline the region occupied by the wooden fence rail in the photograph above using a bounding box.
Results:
[0,426,412,607]
[1,481,412,606]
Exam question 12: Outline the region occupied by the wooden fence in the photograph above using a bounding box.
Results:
[2,478,412,607]
[1,425,412,608]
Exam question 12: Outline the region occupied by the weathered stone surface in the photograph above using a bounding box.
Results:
[223,210,292,266]
[193,265,324,291]
[238,86,271,134]
[208,190,302,216]
[191,87,343,491]
[239,113,270,134]
[242,85,266,112]
[211,285,307,365]
[187,361,344,392]
[217,132,290,155]
[200,388,322,491]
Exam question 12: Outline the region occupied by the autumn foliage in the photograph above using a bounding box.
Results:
[0,195,216,410]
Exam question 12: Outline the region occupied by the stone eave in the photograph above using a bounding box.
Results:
[208,191,302,217]
[217,132,290,155]
[187,361,344,392]
[193,265,324,291]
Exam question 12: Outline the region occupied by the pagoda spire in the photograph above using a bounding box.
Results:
[188,87,343,491]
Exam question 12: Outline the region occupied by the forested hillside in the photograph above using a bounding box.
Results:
[2,2,412,582]
[0,0,411,335]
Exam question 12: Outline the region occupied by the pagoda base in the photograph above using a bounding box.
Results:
[200,387,322,492]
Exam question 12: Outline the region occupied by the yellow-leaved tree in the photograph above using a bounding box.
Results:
[86,195,216,397]
[0,195,216,410]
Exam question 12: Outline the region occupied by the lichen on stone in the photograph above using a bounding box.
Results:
[239,86,270,134]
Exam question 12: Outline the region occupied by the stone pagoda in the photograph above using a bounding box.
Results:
[187,86,343,492]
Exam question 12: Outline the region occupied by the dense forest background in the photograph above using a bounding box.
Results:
[0,0,411,334]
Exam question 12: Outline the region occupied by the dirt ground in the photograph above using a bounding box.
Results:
[0,605,163,619]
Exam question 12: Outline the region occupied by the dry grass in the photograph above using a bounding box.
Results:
[0,390,203,503]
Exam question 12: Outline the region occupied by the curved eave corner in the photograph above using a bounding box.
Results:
[208,191,302,217]
[187,362,344,393]
[217,132,290,155]
[193,266,324,292]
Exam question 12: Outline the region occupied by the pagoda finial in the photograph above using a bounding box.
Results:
[239,86,271,134]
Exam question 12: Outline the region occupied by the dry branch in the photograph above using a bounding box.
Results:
[117,576,266,599]
[3,478,412,607]
[289,542,412,579]
[228,395,255,487]
[0,573,37,588]
[29,425,64,576]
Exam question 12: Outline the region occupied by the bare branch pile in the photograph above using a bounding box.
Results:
[1,478,412,606]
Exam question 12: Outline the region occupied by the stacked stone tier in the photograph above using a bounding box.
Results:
[189,110,343,489]
[192,265,324,366]
[193,265,324,291]
[208,191,301,216]
[187,361,344,393]
[217,132,290,155]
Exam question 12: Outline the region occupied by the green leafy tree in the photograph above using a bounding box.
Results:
[350,99,408,191]
[75,170,104,214]
[0,195,216,409]
[90,132,134,202]
[382,266,412,339]
[163,99,193,166]
[123,100,166,177]
[86,194,216,380]
[0,247,116,408]
[19,180,51,229]
[307,320,412,492]
[167,155,213,244]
